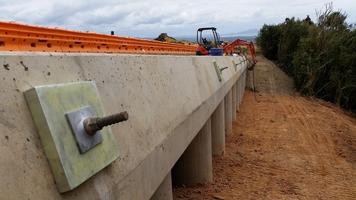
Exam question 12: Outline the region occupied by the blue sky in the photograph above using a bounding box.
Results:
[0,0,355,37]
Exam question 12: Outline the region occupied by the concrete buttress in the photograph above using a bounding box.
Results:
[211,101,225,156]
[171,118,213,186]
[224,90,233,135]
[150,172,173,200]
[232,83,237,120]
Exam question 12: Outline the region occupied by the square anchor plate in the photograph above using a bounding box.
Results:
[24,81,119,193]
[66,106,102,154]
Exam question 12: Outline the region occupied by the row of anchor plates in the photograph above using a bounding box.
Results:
[0,21,196,55]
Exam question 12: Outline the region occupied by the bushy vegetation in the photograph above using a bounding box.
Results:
[257,4,356,113]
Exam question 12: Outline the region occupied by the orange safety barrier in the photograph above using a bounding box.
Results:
[0,21,196,55]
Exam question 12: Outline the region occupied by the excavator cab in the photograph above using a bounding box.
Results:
[196,27,223,55]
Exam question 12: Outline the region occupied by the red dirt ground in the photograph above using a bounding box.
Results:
[173,56,356,200]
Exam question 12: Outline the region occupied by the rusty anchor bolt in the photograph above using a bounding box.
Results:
[83,111,129,136]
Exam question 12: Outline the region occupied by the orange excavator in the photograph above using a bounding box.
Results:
[196,27,257,66]
[196,27,223,55]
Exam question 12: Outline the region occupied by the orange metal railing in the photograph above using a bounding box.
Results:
[0,21,196,55]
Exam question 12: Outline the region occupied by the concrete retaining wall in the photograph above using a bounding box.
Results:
[0,53,247,200]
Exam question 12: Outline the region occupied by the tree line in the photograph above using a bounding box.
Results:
[256,4,356,113]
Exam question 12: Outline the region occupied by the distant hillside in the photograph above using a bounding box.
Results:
[150,33,256,44]
[221,36,256,42]
[154,33,177,43]
[154,33,195,45]
[174,35,256,43]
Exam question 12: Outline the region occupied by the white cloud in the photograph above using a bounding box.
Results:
[0,0,354,37]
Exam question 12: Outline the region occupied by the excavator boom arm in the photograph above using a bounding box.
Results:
[223,39,257,64]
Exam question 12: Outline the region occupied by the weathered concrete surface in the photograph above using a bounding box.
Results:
[0,53,246,199]
[150,172,173,200]
[211,101,225,156]
[172,118,212,186]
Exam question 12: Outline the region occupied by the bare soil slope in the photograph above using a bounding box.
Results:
[173,55,356,199]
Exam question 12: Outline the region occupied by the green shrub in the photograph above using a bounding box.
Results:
[256,25,281,60]
[257,4,356,113]
[277,18,310,75]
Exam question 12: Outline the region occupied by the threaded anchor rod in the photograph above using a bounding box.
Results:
[83,111,129,136]
[220,67,228,71]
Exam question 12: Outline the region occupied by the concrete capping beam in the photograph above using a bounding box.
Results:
[0,53,247,199]
[114,65,246,199]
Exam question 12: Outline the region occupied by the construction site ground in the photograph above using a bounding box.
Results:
[173,55,356,199]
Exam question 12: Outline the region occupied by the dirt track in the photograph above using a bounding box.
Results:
[173,56,356,199]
